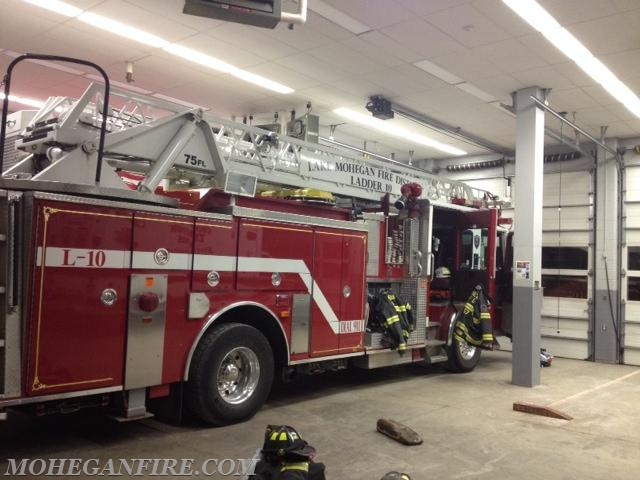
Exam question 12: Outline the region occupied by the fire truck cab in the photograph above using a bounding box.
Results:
[0,56,509,425]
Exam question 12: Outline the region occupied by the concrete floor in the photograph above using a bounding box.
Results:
[2,351,640,479]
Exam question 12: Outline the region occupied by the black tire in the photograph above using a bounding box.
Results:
[447,330,482,373]
[186,323,274,425]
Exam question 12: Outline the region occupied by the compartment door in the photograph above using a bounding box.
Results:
[27,202,132,396]
[338,232,367,352]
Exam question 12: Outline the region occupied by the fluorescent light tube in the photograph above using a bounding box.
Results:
[162,44,234,74]
[78,12,170,48]
[414,59,463,85]
[502,0,640,118]
[309,0,371,35]
[23,0,82,17]
[229,69,294,94]
[0,92,46,108]
[334,107,467,156]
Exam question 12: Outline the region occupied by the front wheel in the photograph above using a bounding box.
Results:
[186,323,274,425]
[447,331,481,373]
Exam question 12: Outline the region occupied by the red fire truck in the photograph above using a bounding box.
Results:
[0,55,510,425]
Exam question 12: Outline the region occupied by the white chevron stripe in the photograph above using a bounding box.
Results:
[37,247,362,334]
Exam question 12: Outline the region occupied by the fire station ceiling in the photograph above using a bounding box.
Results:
[2,0,640,163]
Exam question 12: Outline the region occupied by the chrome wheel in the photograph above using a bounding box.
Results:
[216,346,260,405]
[457,339,477,361]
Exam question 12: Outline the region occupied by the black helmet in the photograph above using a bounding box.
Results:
[262,425,316,460]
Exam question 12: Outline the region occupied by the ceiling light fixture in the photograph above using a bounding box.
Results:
[77,12,170,48]
[502,0,640,117]
[23,0,81,17]
[413,59,464,85]
[22,0,294,95]
[309,0,372,35]
[334,107,467,156]
[0,92,46,109]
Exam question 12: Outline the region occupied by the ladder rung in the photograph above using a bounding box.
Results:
[425,339,446,347]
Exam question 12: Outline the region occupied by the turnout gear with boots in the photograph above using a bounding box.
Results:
[368,290,414,353]
[250,425,326,480]
[453,284,494,349]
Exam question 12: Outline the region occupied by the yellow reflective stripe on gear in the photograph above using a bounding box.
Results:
[270,431,279,440]
[480,312,491,319]
[454,333,482,346]
[279,432,288,441]
[482,334,494,341]
[281,462,309,473]
[398,343,407,351]
[387,315,400,325]
[472,317,481,325]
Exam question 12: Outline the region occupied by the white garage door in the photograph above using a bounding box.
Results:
[623,164,640,365]
[541,170,592,360]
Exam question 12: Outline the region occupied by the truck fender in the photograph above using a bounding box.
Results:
[183,301,290,381]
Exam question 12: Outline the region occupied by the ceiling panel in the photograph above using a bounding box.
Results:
[430,49,504,82]
[396,0,471,16]
[355,30,423,65]
[368,64,445,98]
[381,18,466,59]
[425,3,512,48]
[471,39,549,74]
[274,52,351,85]
[470,0,534,37]
[324,0,414,30]
[568,9,640,57]
[126,0,225,31]
[471,74,524,104]
[306,41,381,76]
[541,0,640,26]
[192,22,297,61]
[549,87,601,112]
[512,65,576,91]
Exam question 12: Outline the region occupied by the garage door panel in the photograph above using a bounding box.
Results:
[540,336,588,359]
[623,322,640,348]
[625,166,640,202]
[543,231,589,246]
[623,348,640,365]
[625,204,640,229]
[542,318,589,338]
[544,172,591,206]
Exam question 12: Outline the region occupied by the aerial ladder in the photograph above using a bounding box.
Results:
[2,82,491,208]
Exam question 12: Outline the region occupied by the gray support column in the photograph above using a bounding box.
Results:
[593,137,620,363]
[512,87,545,387]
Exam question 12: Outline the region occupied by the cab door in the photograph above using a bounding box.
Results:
[455,209,499,324]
